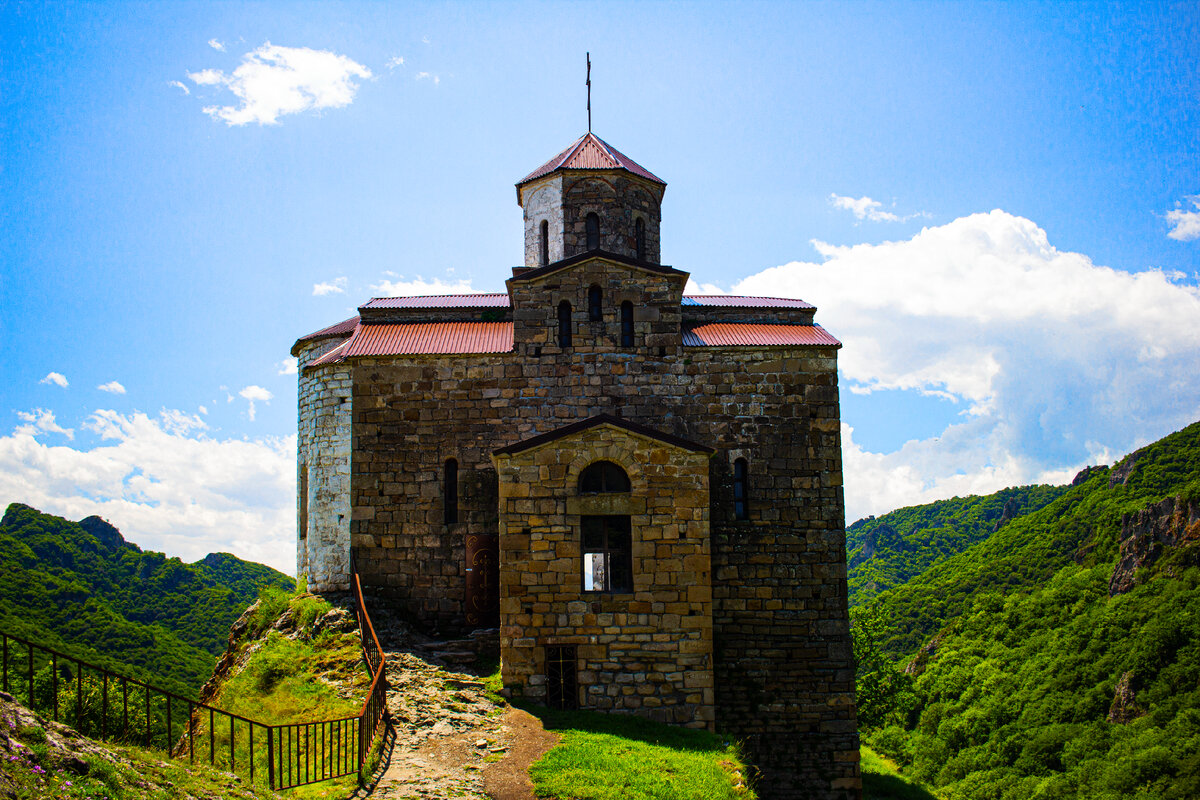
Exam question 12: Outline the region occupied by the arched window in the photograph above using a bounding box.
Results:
[620,301,634,347]
[578,460,631,493]
[585,213,600,251]
[558,300,572,348]
[539,219,549,266]
[444,458,459,524]
[733,458,749,520]
[635,218,645,261]
[588,285,602,322]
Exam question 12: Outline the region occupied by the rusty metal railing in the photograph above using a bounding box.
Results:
[0,570,388,791]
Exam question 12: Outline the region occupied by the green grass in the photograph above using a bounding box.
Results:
[861,745,938,800]
[523,704,754,800]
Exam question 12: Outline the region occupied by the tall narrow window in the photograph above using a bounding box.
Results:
[444,458,459,524]
[546,645,578,710]
[582,516,633,592]
[635,217,645,260]
[539,220,549,266]
[620,301,634,347]
[299,462,308,540]
[733,458,749,520]
[588,285,602,322]
[585,213,600,251]
[558,300,572,347]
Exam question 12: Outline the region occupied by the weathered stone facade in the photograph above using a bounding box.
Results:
[292,131,860,799]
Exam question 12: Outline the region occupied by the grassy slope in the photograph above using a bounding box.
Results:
[0,504,293,696]
[862,420,1200,799]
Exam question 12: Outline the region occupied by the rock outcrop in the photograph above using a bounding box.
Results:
[1109,495,1200,596]
[1107,671,1143,723]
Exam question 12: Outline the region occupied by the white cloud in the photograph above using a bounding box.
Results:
[0,409,296,574]
[312,276,347,296]
[829,193,926,223]
[97,381,126,395]
[208,38,226,52]
[168,80,191,95]
[1166,196,1200,242]
[187,42,373,126]
[421,36,431,45]
[369,275,474,296]
[277,358,298,376]
[40,372,68,388]
[15,409,74,440]
[728,210,1200,521]
[684,279,727,295]
[415,71,440,85]
[238,385,273,421]
[386,55,405,69]
[198,405,209,415]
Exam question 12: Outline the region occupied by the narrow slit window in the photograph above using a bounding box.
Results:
[620,301,634,347]
[635,217,645,260]
[586,213,600,251]
[733,458,749,520]
[588,285,603,322]
[546,645,578,710]
[444,458,459,524]
[558,301,572,347]
[539,219,549,266]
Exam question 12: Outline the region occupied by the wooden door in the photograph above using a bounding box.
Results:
[464,533,500,627]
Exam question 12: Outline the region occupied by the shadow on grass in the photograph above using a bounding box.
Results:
[512,700,729,754]
[863,772,939,800]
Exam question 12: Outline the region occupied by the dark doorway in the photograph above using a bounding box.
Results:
[464,533,499,627]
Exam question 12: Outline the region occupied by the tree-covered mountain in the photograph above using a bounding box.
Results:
[854,421,1200,799]
[847,483,1070,606]
[0,503,293,697]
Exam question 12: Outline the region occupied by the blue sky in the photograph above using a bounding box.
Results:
[2,1,1198,574]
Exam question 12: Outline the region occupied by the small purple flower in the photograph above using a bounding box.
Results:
[32,764,44,774]
[63,781,72,787]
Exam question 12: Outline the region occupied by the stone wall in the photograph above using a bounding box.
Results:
[520,176,565,268]
[561,174,662,263]
[297,338,354,591]
[492,423,714,727]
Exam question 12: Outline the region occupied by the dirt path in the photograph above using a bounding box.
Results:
[353,622,558,800]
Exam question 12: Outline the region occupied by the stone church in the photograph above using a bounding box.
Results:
[292,132,860,798]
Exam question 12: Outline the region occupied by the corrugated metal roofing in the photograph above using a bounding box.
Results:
[308,338,352,367]
[321,322,514,361]
[362,294,509,309]
[682,295,815,309]
[297,316,360,341]
[519,132,665,186]
[683,323,841,348]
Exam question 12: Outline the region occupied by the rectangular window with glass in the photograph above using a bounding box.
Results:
[581,515,633,593]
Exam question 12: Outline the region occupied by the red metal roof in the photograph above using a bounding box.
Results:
[683,323,840,348]
[312,323,513,364]
[297,315,359,340]
[519,132,665,187]
[682,295,814,309]
[362,294,509,309]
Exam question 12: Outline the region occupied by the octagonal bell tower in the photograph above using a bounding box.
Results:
[516,133,667,268]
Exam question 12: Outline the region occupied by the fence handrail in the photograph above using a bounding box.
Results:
[0,570,389,791]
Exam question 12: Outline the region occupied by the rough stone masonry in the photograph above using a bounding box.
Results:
[292,131,861,799]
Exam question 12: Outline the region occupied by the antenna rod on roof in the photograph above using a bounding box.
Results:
[586,52,592,132]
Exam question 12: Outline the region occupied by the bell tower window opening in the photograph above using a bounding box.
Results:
[620,301,634,347]
[588,285,603,322]
[444,458,459,525]
[585,213,600,251]
[733,458,749,520]
[558,300,573,348]
[539,219,549,266]
[635,217,645,260]
[582,516,633,593]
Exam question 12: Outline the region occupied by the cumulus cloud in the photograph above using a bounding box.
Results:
[16,409,74,440]
[386,55,405,69]
[238,385,273,421]
[208,38,226,52]
[369,276,474,296]
[312,277,347,296]
[40,372,68,388]
[829,193,925,223]
[168,80,191,95]
[728,210,1200,522]
[97,381,126,395]
[415,71,440,85]
[187,42,372,126]
[0,409,295,573]
[277,358,298,376]
[1166,196,1200,242]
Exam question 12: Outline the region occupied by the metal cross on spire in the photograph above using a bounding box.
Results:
[586,52,592,132]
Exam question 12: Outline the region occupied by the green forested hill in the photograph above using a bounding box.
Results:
[0,503,293,696]
[847,484,1070,606]
[857,421,1200,799]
